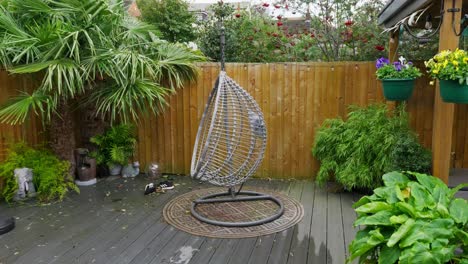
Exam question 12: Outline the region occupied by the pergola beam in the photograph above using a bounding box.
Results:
[431,0,463,183]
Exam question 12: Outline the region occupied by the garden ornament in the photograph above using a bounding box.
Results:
[190,16,283,227]
[13,168,35,201]
[122,161,140,178]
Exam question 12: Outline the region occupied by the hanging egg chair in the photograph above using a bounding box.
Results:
[190,26,284,227]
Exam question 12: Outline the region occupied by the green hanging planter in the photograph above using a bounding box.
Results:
[439,80,468,103]
[380,79,415,101]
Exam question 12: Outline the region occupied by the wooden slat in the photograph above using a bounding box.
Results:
[1,59,468,180]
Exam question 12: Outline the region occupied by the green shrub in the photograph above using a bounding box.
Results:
[90,124,137,166]
[0,143,78,203]
[312,104,431,190]
[348,171,468,264]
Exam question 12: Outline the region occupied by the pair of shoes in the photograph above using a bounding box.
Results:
[158,180,174,190]
[144,181,174,195]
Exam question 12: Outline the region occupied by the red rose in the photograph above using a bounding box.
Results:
[310,33,315,38]
[375,45,385,51]
[277,21,283,26]
[235,13,241,18]
[277,15,282,20]
[274,4,280,8]
[344,20,353,26]
[262,3,269,7]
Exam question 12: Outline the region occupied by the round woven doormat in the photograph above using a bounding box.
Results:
[163,187,304,238]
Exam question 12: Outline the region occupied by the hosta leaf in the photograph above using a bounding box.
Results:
[355,202,392,214]
[347,230,375,262]
[389,214,409,224]
[399,243,439,264]
[454,229,468,245]
[395,202,417,218]
[410,172,444,191]
[436,203,449,218]
[354,211,393,227]
[383,171,409,187]
[408,182,435,210]
[387,219,415,247]
[378,245,401,264]
[353,195,378,209]
[449,198,468,225]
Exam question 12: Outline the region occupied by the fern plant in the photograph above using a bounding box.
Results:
[90,124,137,166]
[312,104,431,191]
[0,143,79,203]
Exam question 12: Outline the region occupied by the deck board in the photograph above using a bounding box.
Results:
[0,176,368,264]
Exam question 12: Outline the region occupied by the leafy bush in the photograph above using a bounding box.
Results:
[137,0,196,43]
[348,171,468,264]
[312,104,431,190]
[90,124,137,166]
[0,143,78,203]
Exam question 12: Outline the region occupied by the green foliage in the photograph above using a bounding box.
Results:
[312,104,431,190]
[0,0,205,125]
[348,171,468,264]
[137,0,196,43]
[0,143,78,203]
[90,124,137,166]
[425,49,468,85]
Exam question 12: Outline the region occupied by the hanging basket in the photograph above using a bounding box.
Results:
[439,80,468,104]
[380,79,415,101]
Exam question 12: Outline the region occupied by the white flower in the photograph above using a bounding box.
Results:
[398,56,407,65]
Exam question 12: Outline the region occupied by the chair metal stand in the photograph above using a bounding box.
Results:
[191,187,284,227]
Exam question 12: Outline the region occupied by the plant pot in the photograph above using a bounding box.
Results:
[108,163,123,176]
[77,158,97,181]
[380,79,415,101]
[439,80,468,103]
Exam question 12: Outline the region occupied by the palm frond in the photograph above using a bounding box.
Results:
[152,43,205,89]
[0,90,55,125]
[87,79,169,123]
[11,59,85,99]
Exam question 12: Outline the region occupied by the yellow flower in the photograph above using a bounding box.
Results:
[432,69,439,74]
[463,57,468,64]
[429,81,435,85]
[452,60,459,66]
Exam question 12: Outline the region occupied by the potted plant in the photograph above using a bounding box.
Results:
[90,124,137,176]
[376,56,422,101]
[425,49,468,103]
[348,171,468,264]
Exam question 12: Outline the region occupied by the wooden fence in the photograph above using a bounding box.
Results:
[0,71,43,160]
[1,62,468,179]
[133,62,468,179]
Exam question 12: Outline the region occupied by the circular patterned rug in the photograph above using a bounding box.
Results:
[163,187,304,238]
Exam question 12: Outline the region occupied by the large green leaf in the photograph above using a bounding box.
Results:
[378,245,400,264]
[354,211,393,227]
[399,243,440,264]
[408,182,435,210]
[449,198,468,225]
[355,202,392,214]
[382,171,409,187]
[387,218,415,247]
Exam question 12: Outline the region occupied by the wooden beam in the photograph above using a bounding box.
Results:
[432,0,463,183]
[386,32,400,110]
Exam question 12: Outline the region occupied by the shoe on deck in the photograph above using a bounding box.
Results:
[158,181,174,190]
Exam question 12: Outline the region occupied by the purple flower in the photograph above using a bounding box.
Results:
[376,57,390,69]
[393,61,402,71]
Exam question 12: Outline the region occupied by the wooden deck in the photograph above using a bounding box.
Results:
[0,176,367,264]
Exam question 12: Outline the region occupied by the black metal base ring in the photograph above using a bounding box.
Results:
[191,191,284,227]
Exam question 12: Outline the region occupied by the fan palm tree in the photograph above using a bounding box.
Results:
[0,0,205,172]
